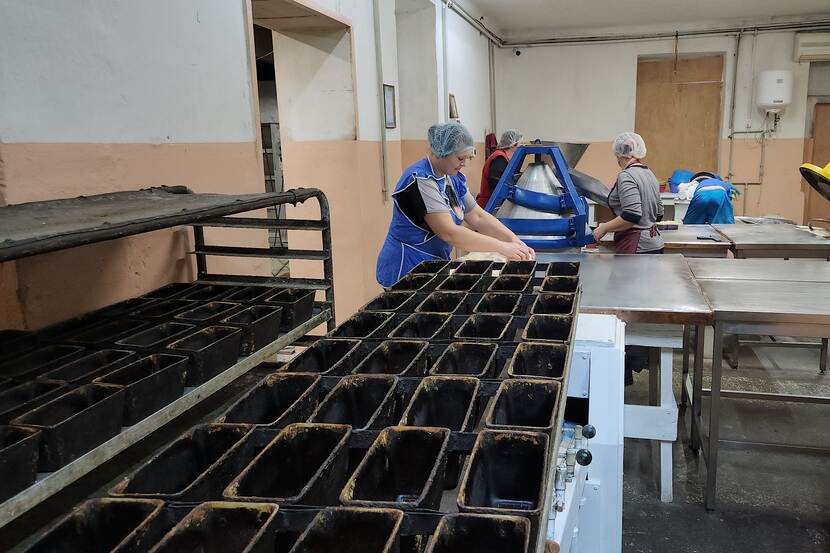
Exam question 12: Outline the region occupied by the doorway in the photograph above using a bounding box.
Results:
[252,23,288,275]
[634,55,724,181]
[804,103,830,224]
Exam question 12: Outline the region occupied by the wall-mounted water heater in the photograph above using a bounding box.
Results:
[756,70,793,114]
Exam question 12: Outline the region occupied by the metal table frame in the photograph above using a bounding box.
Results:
[712,223,830,259]
[539,253,713,505]
[0,187,337,527]
[686,278,830,510]
[688,258,830,374]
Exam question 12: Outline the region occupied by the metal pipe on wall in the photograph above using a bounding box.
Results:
[372,0,389,200]
[489,39,497,132]
[442,1,449,121]
[726,31,742,183]
[503,18,830,47]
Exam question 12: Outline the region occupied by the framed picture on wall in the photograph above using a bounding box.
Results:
[448,93,459,120]
[383,84,396,129]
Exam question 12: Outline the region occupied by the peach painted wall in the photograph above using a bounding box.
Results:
[0,142,265,329]
[280,140,393,322]
[720,138,806,222]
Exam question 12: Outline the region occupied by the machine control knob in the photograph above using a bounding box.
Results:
[582,425,596,439]
[576,449,592,466]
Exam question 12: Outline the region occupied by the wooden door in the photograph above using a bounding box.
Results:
[634,55,724,182]
[804,104,830,224]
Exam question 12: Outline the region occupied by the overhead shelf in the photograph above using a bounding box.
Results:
[0,186,324,262]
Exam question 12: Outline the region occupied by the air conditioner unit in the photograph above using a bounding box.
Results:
[794,32,830,62]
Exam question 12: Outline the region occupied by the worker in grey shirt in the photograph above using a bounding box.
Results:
[593,132,664,254]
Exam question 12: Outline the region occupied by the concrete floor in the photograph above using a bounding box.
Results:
[623,342,830,553]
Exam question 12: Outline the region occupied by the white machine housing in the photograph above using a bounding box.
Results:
[546,314,625,553]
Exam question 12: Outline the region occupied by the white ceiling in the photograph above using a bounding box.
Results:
[460,0,830,41]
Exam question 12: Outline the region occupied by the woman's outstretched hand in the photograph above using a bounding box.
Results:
[500,240,535,261]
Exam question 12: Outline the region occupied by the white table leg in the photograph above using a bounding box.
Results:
[659,347,674,503]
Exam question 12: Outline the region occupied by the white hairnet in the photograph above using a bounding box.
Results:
[498,129,523,149]
[613,132,647,159]
[428,122,475,157]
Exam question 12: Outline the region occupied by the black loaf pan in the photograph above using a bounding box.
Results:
[20,498,165,553]
[165,326,241,386]
[224,422,351,505]
[425,513,531,553]
[217,373,320,427]
[0,345,86,381]
[94,354,189,425]
[109,424,251,501]
[38,350,139,384]
[289,507,404,553]
[341,426,450,510]
[399,376,479,489]
[221,305,283,356]
[278,338,361,376]
[263,288,316,331]
[11,383,125,471]
[0,380,70,423]
[0,425,41,502]
[147,501,279,553]
[115,322,196,353]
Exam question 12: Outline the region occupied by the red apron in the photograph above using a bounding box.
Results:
[613,225,660,254]
[476,149,509,208]
[610,161,660,254]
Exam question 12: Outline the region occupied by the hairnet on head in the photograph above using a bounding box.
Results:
[613,132,647,159]
[427,122,475,158]
[498,129,523,149]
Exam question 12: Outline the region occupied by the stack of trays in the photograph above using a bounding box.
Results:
[18,260,580,552]
[0,281,316,503]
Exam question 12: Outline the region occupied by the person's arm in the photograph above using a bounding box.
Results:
[487,156,508,190]
[425,212,533,260]
[463,194,535,258]
[464,202,517,242]
[594,173,641,241]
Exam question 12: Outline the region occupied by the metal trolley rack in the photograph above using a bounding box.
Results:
[6,258,583,553]
[0,186,335,528]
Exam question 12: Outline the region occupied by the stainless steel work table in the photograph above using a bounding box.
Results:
[688,257,830,282]
[538,252,712,502]
[688,258,830,373]
[600,225,731,258]
[712,223,830,259]
[693,278,830,510]
[575,254,713,325]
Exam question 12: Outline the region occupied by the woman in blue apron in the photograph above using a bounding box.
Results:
[376,122,534,288]
[683,175,736,224]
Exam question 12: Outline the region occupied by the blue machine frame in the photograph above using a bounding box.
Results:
[483,145,595,249]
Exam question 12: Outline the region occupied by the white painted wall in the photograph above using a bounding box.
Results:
[396,0,442,140]
[733,32,810,137]
[0,0,256,144]
[446,9,492,143]
[495,31,810,142]
[379,0,401,141]
[272,28,356,142]
[258,81,279,124]
[311,0,387,141]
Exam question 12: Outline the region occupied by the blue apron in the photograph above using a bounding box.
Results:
[683,178,735,225]
[376,158,469,288]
